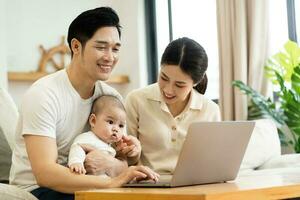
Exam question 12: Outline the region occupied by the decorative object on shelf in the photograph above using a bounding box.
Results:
[233,40,300,153]
[8,36,70,81]
[38,36,70,73]
[8,36,129,84]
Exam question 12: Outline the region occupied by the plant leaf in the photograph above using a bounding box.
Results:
[291,65,300,93]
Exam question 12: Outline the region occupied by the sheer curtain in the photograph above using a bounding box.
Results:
[216,0,269,120]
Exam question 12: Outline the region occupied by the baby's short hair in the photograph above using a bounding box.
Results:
[91,95,125,115]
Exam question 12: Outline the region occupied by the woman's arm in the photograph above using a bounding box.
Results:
[123,92,142,165]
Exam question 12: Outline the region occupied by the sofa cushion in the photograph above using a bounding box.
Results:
[0,127,11,182]
[0,87,18,149]
[0,87,18,182]
[240,119,281,170]
[238,166,300,177]
[258,153,300,169]
[0,183,38,200]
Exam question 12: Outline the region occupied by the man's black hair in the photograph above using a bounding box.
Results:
[67,7,121,55]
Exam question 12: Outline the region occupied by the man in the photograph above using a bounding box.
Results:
[10,7,158,200]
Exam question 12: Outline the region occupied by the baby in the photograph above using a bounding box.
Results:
[68,95,126,175]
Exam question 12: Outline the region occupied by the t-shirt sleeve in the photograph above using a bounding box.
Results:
[21,85,58,138]
[124,91,139,138]
[68,143,86,166]
[98,81,123,101]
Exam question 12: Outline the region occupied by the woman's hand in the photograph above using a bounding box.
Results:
[110,165,160,187]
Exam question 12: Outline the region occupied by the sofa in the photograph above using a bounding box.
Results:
[0,87,300,200]
[238,118,300,177]
[0,87,38,200]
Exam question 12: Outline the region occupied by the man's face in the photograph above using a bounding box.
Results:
[80,27,121,81]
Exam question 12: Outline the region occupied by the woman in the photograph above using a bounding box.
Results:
[125,37,221,174]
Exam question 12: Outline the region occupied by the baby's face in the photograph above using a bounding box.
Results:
[91,106,126,144]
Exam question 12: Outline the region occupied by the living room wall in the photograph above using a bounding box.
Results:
[1,0,148,106]
[0,0,7,90]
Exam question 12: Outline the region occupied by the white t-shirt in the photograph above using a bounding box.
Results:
[125,83,221,173]
[9,69,121,191]
[68,131,116,168]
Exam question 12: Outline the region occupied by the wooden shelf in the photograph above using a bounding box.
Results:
[8,72,48,81]
[8,72,130,84]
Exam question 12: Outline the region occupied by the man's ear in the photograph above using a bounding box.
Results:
[70,38,81,55]
[89,113,96,128]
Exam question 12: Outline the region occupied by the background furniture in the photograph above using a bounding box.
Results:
[239,119,300,176]
[0,87,38,200]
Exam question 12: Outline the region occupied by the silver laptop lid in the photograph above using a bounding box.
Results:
[170,121,255,187]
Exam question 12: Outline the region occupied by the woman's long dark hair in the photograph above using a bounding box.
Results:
[160,37,208,94]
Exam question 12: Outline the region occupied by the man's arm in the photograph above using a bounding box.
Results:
[85,135,141,176]
[25,135,155,193]
[25,135,112,193]
[83,145,128,176]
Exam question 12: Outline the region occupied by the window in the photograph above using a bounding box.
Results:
[268,0,289,56]
[153,0,290,100]
[294,0,300,43]
[155,0,219,100]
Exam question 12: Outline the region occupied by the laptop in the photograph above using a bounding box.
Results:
[124,121,255,187]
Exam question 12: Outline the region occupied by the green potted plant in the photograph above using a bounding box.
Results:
[232,40,300,153]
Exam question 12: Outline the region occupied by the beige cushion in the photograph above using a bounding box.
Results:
[240,119,281,170]
[238,166,300,177]
[0,87,18,149]
[0,127,11,181]
[259,154,300,169]
[0,87,18,181]
[0,183,38,200]
[0,88,36,199]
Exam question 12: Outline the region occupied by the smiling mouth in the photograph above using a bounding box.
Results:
[97,64,112,73]
[163,92,175,99]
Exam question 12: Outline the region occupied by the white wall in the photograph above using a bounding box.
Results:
[4,0,147,106]
[0,0,7,89]
[113,0,148,93]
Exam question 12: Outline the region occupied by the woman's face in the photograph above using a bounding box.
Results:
[158,64,194,106]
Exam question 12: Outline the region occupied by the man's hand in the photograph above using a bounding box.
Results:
[84,149,128,177]
[110,165,160,187]
[115,135,141,165]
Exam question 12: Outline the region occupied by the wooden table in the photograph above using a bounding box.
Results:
[75,173,300,200]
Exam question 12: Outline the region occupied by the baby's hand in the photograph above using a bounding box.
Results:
[69,163,86,174]
[115,139,128,159]
[120,135,141,158]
